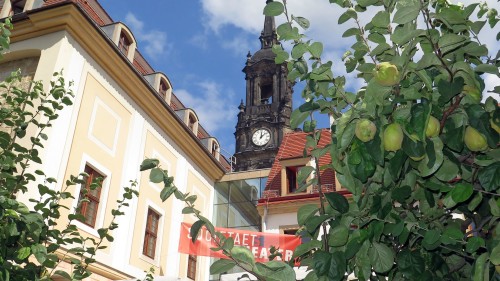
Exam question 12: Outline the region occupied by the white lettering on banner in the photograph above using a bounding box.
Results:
[259,247,267,259]
[183,226,298,262]
[251,234,258,246]
[242,233,249,245]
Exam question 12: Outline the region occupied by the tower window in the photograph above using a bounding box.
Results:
[77,165,105,228]
[143,208,160,259]
[118,32,131,56]
[286,166,304,193]
[187,255,197,280]
[260,83,273,104]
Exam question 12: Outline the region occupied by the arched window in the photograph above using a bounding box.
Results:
[118,31,131,56]
[159,80,168,99]
[188,113,197,132]
[211,141,219,158]
[260,83,273,104]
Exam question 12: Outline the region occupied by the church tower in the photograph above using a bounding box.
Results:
[234,0,294,172]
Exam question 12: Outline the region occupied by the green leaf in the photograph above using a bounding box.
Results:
[297,204,318,226]
[417,137,444,177]
[149,168,164,183]
[372,11,390,27]
[468,192,483,211]
[491,244,500,265]
[416,53,441,70]
[438,77,464,105]
[17,247,31,260]
[367,32,386,44]
[345,234,366,259]
[423,229,441,250]
[398,250,425,278]
[328,251,347,281]
[474,64,500,75]
[324,192,349,214]
[297,166,314,186]
[438,34,467,54]
[441,227,463,245]
[291,43,308,59]
[328,225,349,247]
[478,162,500,192]
[434,158,460,182]
[309,42,323,58]
[391,23,419,45]
[489,198,500,217]
[54,270,72,280]
[210,259,236,274]
[473,253,488,281]
[255,261,296,281]
[393,4,420,25]
[31,244,47,264]
[263,1,284,16]
[450,183,473,203]
[230,246,256,268]
[140,158,159,171]
[466,237,484,253]
[190,220,205,243]
[292,15,310,29]
[391,185,411,203]
[291,240,323,260]
[313,251,331,276]
[160,185,176,201]
[291,108,310,129]
[342,28,360,38]
[368,242,394,273]
[338,9,357,24]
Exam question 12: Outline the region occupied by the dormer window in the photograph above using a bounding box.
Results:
[286,165,304,193]
[279,158,310,196]
[211,141,219,158]
[175,109,199,135]
[118,32,131,56]
[159,80,168,99]
[144,73,173,104]
[188,114,197,131]
[101,23,137,61]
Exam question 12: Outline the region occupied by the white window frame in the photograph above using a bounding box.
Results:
[71,154,112,237]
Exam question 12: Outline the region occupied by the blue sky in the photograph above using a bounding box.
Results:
[100,0,500,157]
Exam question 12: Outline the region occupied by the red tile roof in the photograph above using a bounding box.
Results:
[37,0,225,161]
[265,129,336,194]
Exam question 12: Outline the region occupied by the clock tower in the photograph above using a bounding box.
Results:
[234,0,293,172]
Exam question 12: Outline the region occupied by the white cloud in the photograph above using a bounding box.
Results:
[124,13,171,59]
[200,0,500,94]
[221,35,256,56]
[175,81,239,134]
[483,73,500,102]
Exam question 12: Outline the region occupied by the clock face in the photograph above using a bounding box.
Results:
[252,129,271,146]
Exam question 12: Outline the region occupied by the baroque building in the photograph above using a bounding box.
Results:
[233,0,294,172]
[1,0,229,280]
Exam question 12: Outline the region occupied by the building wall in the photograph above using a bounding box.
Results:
[262,212,297,234]
[6,19,218,281]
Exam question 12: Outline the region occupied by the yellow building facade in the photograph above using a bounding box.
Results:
[2,1,226,280]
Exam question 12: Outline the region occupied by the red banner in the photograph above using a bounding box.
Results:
[178,222,301,262]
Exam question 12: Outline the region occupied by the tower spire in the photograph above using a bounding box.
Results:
[259,0,278,49]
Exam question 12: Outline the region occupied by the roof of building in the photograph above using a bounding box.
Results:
[264,129,336,194]
[41,0,214,140]
[25,0,231,170]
